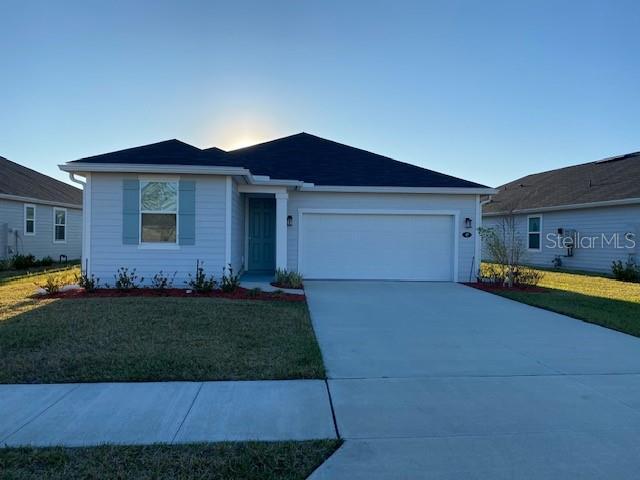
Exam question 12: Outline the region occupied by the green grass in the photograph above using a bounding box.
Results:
[0,260,81,284]
[0,268,325,383]
[0,441,341,480]
[483,265,640,337]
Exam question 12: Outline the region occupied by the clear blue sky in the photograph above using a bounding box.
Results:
[1,0,639,187]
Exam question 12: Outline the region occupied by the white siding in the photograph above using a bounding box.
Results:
[89,173,226,285]
[230,180,245,273]
[286,192,478,282]
[0,198,82,260]
[482,204,640,273]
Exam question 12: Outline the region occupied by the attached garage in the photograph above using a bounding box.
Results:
[298,209,457,281]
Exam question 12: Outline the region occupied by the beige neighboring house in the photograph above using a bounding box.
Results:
[1,156,82,261]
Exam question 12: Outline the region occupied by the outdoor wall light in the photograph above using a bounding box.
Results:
[465,217,472,229]
[287,215,293,227]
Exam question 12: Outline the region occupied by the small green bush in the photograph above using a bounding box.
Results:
[12,254,37,270]
[75,271,100,291]
[220,264,241,293]
[186,260,216,293]
[274,268,304,289]
[113,267,143,290]
[37,256,54,267]
[612,256,640,283]
[151,270,177,290]
[37,275,63,294]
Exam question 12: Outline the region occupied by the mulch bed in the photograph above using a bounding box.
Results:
[270,282,304,290]
[38,287,306,302]
[464,282,548,293]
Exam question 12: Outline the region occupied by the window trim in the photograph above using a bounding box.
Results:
[53,207,67,244]
[138,176,179,246]
[527,214,542,252]
[24,203,36,236]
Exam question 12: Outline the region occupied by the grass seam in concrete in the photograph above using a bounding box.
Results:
[170,382,204,444]
[0,384,81,444]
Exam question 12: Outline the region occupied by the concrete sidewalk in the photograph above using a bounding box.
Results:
[0,380,337,447]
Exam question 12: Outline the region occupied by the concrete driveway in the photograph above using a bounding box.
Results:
[306,281,640,479]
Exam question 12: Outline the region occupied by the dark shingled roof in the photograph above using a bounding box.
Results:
[72,133,489,189]
[0,156,82,206]
[484,152,640,214]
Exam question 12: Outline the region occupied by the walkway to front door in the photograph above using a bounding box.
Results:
[247,197,276,272]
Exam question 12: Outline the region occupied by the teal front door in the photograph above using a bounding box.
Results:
[248,197,276,271]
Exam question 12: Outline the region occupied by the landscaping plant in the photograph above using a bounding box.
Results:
[478,214,527,287]
[186,260,216,293]
[75,271,100,291]
[151,270,177,290]
[611,256,640,283]
[274,269,304,289]
[37,274,63,294]
[220,264,241,293]
[11,254,37,270]
[113,267,143,290]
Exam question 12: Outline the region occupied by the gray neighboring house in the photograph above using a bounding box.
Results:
[1,156,82,261]
[483,152,640,273]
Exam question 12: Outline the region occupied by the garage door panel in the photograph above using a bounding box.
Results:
[300,213,454,281]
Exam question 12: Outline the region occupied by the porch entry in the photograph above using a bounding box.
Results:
[247,197,276,272]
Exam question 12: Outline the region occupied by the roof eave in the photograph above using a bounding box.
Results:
[483,197,640,216]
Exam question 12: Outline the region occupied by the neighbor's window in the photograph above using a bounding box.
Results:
[24,204,36,235]
[528,215,541,250]
[54,208,66,242]
[140,181,177,243]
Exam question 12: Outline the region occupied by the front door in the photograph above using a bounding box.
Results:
[248,197,276,271]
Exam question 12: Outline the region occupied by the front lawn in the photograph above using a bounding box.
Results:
[0,269,325,383]
[0,441,341,480]
[481,265,640,337]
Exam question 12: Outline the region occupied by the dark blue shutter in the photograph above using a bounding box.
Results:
[179,180,196,245]
[122,179,140,244]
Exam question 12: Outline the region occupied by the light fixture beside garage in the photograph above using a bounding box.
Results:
[287,215,293,227]
[464,217,472,229]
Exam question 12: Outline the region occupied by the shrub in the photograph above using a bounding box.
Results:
[75,271,100,291]
[186,260,216,293]
[113,267,143,290]
[612,256,640,283]
[220,264,241,293]
[37,275,63,294]
[0,258,10,271]
[514,266,544,287]
[37,256,54,267]
[274,268,304,289]
[12,254,37,270]
[151,270,177,290]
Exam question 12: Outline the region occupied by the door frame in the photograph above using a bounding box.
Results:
[245,196,277,272]
[297,208,460,281]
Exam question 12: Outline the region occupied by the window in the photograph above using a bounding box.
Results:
[24,204,36,235]
[53,208,66,243]
[527,215,541,250]
[140,181,177,243]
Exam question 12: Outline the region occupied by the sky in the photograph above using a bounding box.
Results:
[1,0,639,188]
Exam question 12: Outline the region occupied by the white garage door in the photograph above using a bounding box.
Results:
[299,211,455,281]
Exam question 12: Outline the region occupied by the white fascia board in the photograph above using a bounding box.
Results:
[299,185,497,195]
[0,193,82,210]
[483,197,640,216]
[59,163,251,177]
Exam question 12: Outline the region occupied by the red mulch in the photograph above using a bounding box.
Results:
[464,282,548,293]
[39,287,306,302]
[270,282,303,290]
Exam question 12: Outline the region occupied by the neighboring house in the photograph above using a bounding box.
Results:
[483,152,640,273]
[59,133,495,283]
[1,156,82,262]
